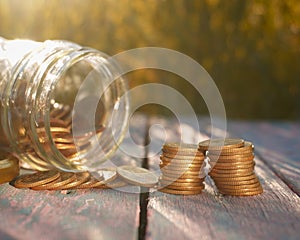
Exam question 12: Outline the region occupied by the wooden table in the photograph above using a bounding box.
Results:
[0,115,299,240]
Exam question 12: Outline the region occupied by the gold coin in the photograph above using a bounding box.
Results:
[216,183,261,191]
[219,186,263,196]
[160,167,200,175]
[207,142,254,155]
[209,159,255,167]
[31,172,76,190]
[209,171,255,178]
[160,160,203,166]
[166,183,204,191]
[161,154,204,162]
[91,168,118,187]
[0,156,19,184]
[53,137,75,144]
[162,149,203,158]
[13,170,59,188]
[53,172,90,190]
[117,165,158,187]
[76,175,104,189]
[162,169,201,177]
[208,153,254,161]
[220,191,263,196]
[160,175,204,183]
[99,178,128,189]
[159,187,203,195]
[55,143,77,150]
[198,138,244,151]
[160,156,204,165]
[209,167,254,174]
[213,176,259,186]
[211,162,255,170]
[210,173,257,181]
[159,163,201,172]
[159,179,204,187]
[163,143,198,152]
[162,173,205,181]
[36,127,70,134]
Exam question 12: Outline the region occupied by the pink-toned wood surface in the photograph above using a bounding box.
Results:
[146,117,300,240]
[1,115,300,240]
[0,114,148,240]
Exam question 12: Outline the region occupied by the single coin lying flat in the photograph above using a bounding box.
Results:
[117,165,158,187]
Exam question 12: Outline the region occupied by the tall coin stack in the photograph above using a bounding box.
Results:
[198,138,263,196]
[159,143,205,195]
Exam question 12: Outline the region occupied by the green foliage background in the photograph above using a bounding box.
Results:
[0,0,299,119]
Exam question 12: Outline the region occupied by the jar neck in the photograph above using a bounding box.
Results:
[1,39,129,171]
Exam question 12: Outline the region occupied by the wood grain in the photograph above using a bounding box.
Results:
[0,113,148,240]
[146,117,300,240]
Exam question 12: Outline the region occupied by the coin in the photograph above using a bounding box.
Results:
[216,182,261,190]
[210,173,257,181]
[219,187,263,196]
[162,150,203,158]
[37,127,70,134]
[163,143,198,152]
[117,165,158,187]
[160,175,204,183]
[198,138,244,151]
[161,168,201,176]
[209,167,255,174]
[159,179,204,187]
[13,170,60,188]
[31,172,76,190]
[208,148,253,156]
[213,177,259,185]
[209,171,254,178]
[209,158,255,167]
[0,157,19,184]
[159,163,202,172]
[99,178,128,189]
[91,168,118,187]
[76,175,105,189]
[159,188,203,195]
[208,153,254,160]
[211,162,255,170]
[160,154,204,163]
[53,172,90,190]
[166,183,205,191]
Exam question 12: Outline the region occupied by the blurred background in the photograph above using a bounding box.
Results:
[0,0,299,120]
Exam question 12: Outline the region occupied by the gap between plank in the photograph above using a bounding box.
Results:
[138,119,150,240]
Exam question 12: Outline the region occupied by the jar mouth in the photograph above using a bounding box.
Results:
[3,41,129,172]
[33,48,130,171]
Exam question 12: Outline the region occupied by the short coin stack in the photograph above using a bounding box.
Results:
[159,143,205,195]
[198,138,263,196]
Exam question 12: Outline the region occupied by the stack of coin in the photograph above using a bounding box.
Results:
[158,143,205,195]
[198,138,263,196]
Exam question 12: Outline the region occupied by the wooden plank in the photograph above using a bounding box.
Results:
[226,120,300,194]
[146,117,300,240]
[0,113,148,240]
[0,186,139,240]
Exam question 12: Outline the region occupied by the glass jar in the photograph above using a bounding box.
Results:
[0,37,130,172]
